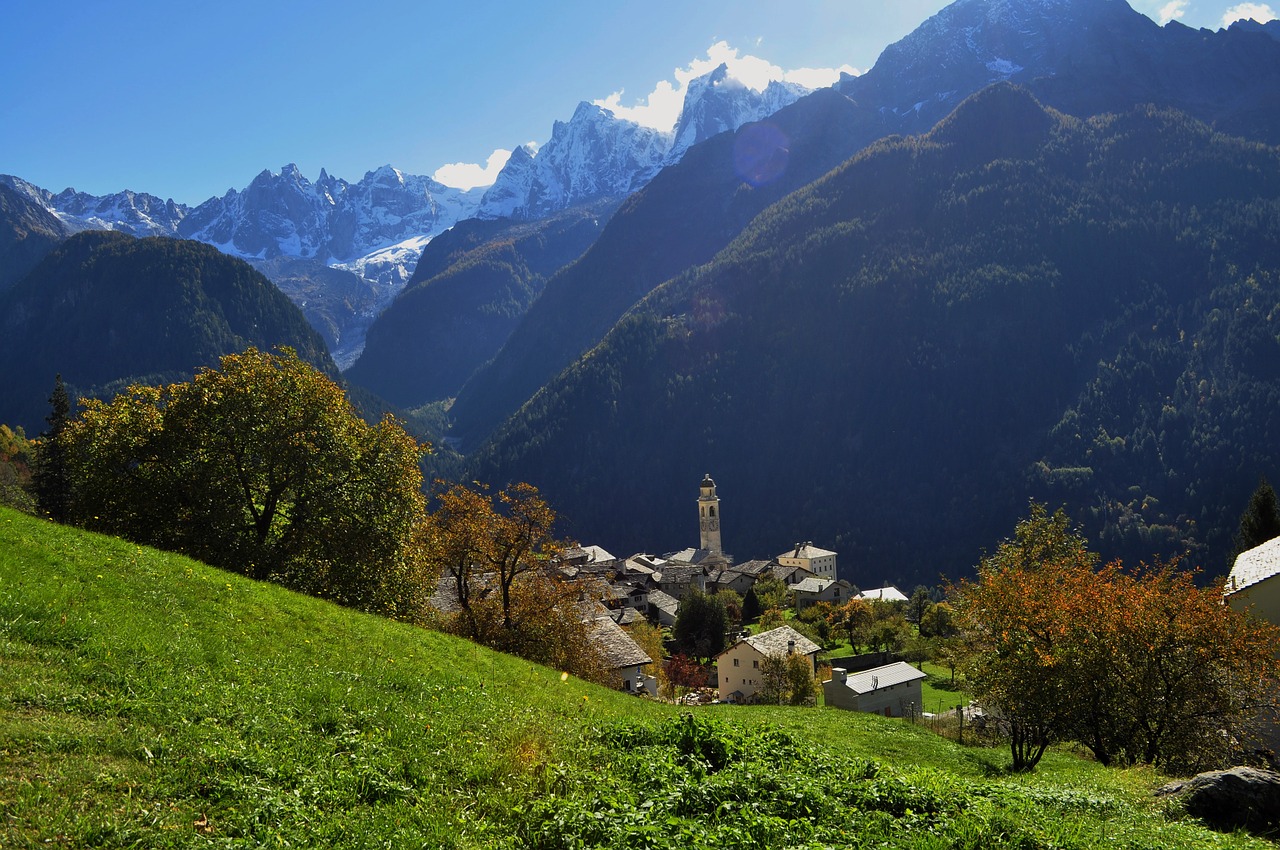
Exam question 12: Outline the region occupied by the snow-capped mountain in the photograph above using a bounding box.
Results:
[668,64,809,161]
[5,166,485,368]
[836,0,1141,129]
[178,164,336,260]
[478,63,810,220]
[174,164,483,265]
[4,57,814,367]
[839,0,1280,144]
[478,102,671,220]
[0,174,188,237]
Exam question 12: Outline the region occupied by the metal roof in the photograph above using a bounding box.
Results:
[837,662,926,694]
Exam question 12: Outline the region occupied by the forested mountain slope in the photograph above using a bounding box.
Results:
[346,199,619,407]
[442,0,1280,452]
[0,231,335,432]
[447,88,880,448]
[471,85,1280,586]
[0,183,69,292]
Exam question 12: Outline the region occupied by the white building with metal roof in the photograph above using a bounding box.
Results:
[823,661,926,718]
[1226,536,1280,626]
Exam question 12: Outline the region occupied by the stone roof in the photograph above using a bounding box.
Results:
[648,589,680,614]
[657,563,707,583]
[834,662,926,695]
[769,562,817,583]
[781,542,837,560]
[742,625,820,658]
[857,586,908,603]
[608,607,643,626]
[1227,536,1280,596]
[734,559,776,576]
[588,616,651,670]
[792,577,836,594]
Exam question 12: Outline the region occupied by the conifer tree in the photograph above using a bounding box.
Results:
[32,374,71,522]
[1233,476,1280,559]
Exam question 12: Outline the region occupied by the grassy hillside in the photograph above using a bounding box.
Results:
[0,505,1267,848]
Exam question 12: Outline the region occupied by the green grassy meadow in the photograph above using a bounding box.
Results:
[0,506,1270,848]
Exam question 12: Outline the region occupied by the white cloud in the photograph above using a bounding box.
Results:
[1222,2,1278,26]
[432,148,512,190]
[1156,0,1188,24]
[594,41,858,131]
[783,64,858,89]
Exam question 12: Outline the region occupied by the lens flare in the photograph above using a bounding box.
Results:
[733,122,790,187]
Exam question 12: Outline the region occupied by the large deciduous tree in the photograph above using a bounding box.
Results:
[955,502,1280,772]
[59,348,433,618]
[425,480,605,681]
[758,651,819,706]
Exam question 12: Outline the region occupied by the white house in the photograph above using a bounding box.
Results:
[1226,536,1280,625]
[856,586,908,604]
[716,625,820,703]
[823,662,926,717]
[778,542,838,580]
[1225,536,1280,751]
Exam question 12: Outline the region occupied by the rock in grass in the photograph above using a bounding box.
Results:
[1156,766,1280,833]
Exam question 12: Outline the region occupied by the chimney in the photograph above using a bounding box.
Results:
[834,667,848,683]
[787,640,795,655]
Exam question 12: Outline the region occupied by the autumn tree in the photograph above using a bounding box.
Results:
[831,598,873,651]
[627,620,668,695]
[59,348,433,618]
[919,601,956,639]
[759,651,819,706]
[425,479,603,681]
[956,502,1280,772]
[952,503,1098,771]
[757,607,787,632]
[663,653,708,701]
[0,424,36,513]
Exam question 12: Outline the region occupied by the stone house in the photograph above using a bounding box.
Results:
[792,577,852,611]
[716,625,821,703]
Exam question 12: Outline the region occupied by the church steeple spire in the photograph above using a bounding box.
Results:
[698,473,722,553]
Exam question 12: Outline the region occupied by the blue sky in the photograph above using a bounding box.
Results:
[0,0,1272,205]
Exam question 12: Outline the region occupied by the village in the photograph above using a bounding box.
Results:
[558,473,932,716]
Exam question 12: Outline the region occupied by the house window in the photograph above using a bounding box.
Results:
[753,659,758,669]
[733,658,739,667]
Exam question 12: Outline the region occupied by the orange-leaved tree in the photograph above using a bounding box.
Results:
[954,502,1280,772]
[425,480,606,682]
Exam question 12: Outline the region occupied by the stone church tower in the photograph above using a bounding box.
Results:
[697,473,722,553]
